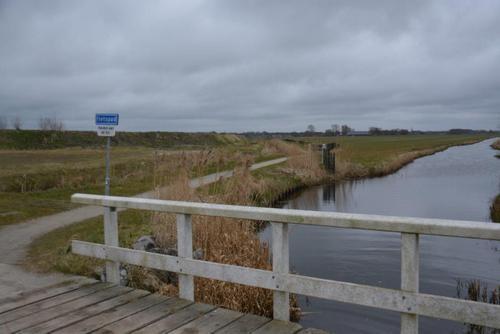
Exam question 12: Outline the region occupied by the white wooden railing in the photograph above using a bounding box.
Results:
[71,193,500,334]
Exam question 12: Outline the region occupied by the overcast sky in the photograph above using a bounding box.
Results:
[1,1,499,132]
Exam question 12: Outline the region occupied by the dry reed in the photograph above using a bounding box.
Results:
[131,143,325,320]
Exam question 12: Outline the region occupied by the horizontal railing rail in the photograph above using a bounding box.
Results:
[72,193,500,240]
[71,193,500,334]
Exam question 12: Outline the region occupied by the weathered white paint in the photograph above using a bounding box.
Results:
[72,241,500,329]
[104,207,120,284]
[272,222,289,321]
[71,194,500,332]
[177,213,194,301]
[401,233,419,334]
[71,194,500,240]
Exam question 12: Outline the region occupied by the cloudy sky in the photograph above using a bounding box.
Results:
[1,1,499,132]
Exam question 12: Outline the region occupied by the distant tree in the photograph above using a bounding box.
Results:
[12,116,22,130]
[325,129,333,136]
[306,124,316,133]
[369,127,382,135]
[341,124,352,135]
[0,116,7,129]
[448,128,474,135]
[39,116,65,131]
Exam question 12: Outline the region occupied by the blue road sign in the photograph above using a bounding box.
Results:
[95,113,119,126]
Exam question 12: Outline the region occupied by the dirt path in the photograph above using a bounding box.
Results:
[0,157,287,299]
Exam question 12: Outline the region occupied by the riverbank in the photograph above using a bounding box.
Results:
[491,139,500,222]
[491,195,500,223]
[491,139,500,150]
[333,134,495,179]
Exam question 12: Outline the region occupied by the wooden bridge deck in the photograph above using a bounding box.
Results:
[0,281,327,334]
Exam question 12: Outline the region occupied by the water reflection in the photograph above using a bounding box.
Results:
[263,139,500,334]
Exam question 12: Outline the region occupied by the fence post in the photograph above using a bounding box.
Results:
[272,222,290,321]
[104,206,120,284]
[177,213,194,301]
[401,233,419,334]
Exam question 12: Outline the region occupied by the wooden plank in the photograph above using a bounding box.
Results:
[73,242,500,329]
[0,283,111,324]
[73,241,276,295]
[71,194,500,240]
[132,303,215,334]
[94,298,192,334]
[272,222,290,321]
[104,206,120,284]
[401,233,419,334]
[251,319,302,334]
[0,280,96,314]
[177,213,194,301]
[22,290,148,334]
[169,308,243,334]
[53,293,169,334]
[1,286,132,333]
[214,314,271,334]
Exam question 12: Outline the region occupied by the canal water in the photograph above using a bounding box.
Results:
[261,138,500,334]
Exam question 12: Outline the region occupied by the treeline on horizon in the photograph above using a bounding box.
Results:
[242,128,497,138]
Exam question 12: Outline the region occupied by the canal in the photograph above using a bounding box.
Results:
[261,138,500,333]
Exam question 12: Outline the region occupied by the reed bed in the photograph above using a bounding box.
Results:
[457,279,500,333]
[130,142,325,320]
[491,195,500,223]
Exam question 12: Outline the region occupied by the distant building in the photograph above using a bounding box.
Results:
[348,131,370,136]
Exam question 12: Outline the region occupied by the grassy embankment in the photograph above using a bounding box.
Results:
[492,139,500,159]
[491,139,500,222]
[293,134,495,179]
[23,134,494,319]
[0,130,282,226]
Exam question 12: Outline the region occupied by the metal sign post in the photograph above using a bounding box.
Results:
[95,113,119,196]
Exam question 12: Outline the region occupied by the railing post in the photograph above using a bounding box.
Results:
[272,222,289,321]
[401,233,419,334]
[104,206,120,284]
[177,213,194,301]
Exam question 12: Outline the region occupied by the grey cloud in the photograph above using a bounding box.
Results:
[0,0,499,131]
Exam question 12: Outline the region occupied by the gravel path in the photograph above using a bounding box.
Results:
[0,157,287,298]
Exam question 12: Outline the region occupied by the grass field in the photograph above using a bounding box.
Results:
[0,140,282,226]
[291,134,494,178]
[0,129,244,150]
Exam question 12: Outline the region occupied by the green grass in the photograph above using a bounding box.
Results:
[291,134,494,170]
[0,147,154,178]
[24,210,153,276]
[0,146,158,226]
[0,140,282,226]
[0,129,245,150]
[0,177,155,226]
